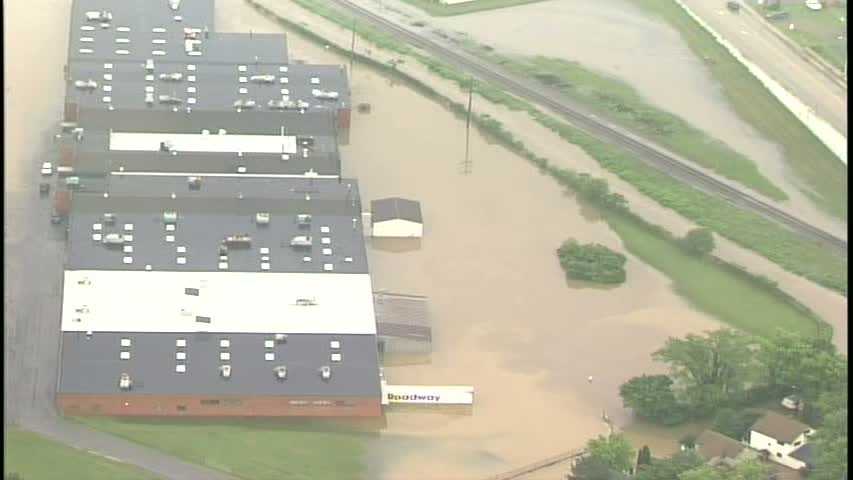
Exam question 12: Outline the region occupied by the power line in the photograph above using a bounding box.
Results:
[461,77,474,175]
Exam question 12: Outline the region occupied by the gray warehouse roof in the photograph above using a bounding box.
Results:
[59,331,381,397]
[67,175,369,273]
[371,198,423,223]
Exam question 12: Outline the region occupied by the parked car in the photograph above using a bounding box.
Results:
[781,394,802,410]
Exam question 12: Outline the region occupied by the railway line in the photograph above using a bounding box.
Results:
[327,0,847,254]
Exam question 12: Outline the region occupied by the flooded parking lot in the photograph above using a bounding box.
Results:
[217,3,722,478]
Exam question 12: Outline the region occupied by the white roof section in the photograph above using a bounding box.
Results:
[380,383,474,405]
[62,270,377,335]
[109,131,298,154]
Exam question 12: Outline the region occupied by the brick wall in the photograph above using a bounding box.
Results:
[58,394,382,417]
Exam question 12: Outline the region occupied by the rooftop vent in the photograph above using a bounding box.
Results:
[290,235,312,248]
[274,365,288,380]
[297,214,312,227]
[331,353,342,363]
[274,333,288,344]
[330,340,341,349]
[264,339,274,349]
[176,364,186,373]
[219,364,231,379]
[74,79,98,90]
[176,338,187,347]
[163,211,178,223]
[159,72,183,81]
[319,366,331,381]
[255,212,270,225]
[249,74,275,84]
[195,315,211,324]
[118,372,132,390]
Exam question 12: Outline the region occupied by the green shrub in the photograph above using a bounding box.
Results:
[557,240,627,284]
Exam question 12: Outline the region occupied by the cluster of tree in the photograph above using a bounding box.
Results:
[572,434,635,480]
[680,228,715,256]
[557,240,627,285]
[618,328,847,479]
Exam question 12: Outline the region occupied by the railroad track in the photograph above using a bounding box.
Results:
[326,0,847,254]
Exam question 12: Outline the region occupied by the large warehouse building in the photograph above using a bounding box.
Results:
[54,0,381,417]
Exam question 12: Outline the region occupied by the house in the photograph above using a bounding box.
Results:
[695,430,757,467]
[748,411,815,470]
[370,197,423,238]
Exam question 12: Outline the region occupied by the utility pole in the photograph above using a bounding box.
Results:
[350,18,357,72]
[462,77,474,175]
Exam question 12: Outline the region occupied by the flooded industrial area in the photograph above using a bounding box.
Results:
[218,3,724,478]
[4,0,844,478]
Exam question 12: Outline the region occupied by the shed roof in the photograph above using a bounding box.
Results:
[371,198,422,223]
[750,412,812,443]
[789,443,815,467]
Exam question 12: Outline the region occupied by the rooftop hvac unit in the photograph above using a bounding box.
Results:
[290,235,312,248]
[233,99,257,109]
[249,74,275,84]
[298,137,315,147]
[296,100,310,109]
[294,297,317,306]
[158,95,183,105]
[255,212,270,225]
[187,176,201,190]
[159,72,183,82]
[297,214,312,227]
[118,373,132,390]
[224,234,252,248]
[267,99,296,110]
[274,365,288,381]
[103,213,115,225]
[145,93,155,105]
[274,333,288,344]
[74,79,98,90]
[168,0,181,10]
[163,211,178,224]
[219,364,232,379]
[85,10,112,22]
[312,89,339,100]
[319,366,331,381]
[145,59,155,72]
[102,233,125,246]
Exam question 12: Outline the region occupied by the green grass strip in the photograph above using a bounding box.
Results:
[398,0,549,17]
[72,417,371,480]
[5,427,162,480]
[628,0,847,220]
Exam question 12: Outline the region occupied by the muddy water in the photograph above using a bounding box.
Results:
[358,0,846,237]
[216,3,722,478]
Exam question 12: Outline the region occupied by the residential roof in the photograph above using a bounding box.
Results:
[789,443,815,467]
[696,430,746,461]
[66,175,367,273]
[58,331,381,397]
[750,412,812,443]
[371,198,423,223]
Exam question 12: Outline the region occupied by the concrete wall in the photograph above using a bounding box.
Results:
[673,0,847,164]
[58,393,382,417]
[372,219,423,238]
[748,430,808,470]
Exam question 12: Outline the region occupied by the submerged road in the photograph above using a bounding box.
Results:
[324,0,847,254]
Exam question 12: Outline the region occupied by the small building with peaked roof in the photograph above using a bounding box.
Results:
[370,197,423,238]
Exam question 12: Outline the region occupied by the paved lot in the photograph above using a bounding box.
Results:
[682,0,847,136]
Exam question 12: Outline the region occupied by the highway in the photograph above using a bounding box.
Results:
[326,0,847,254]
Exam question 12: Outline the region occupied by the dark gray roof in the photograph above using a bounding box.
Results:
[790,443,815,466]
[67,60,348,113]
[67,176,368,273]
[696,430,746,461]
[59,331,381,397]
[371,198,422,223]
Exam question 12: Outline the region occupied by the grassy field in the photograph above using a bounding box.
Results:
[605,213,822,339]
[72,417,370,480]
[398,0,548,16]
[460,50,788,201]
[5,427,161,480]
[755,1,847,70]
[628,0,847,220]
[254,0,847,295]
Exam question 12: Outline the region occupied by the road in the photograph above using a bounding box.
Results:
[682,0,847,136]
[3,1,235,479]
[321,0,847,254]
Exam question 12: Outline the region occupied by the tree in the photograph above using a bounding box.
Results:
[758,329,843,400]
[587,434,635,474]
[711,408,761,441]
[572,456,615,480]
[811,387,848,480]
[653,330,758,413]
[557,240,627,285]
[682,228,715,256]
[620,375,688,425]
[634,451,704,480]
[680,459,771,480]
[636,445,652,469]
[679,465,725,480]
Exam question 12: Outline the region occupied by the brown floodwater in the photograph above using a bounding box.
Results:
[356,0,847,237]
[216,3,723,478]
